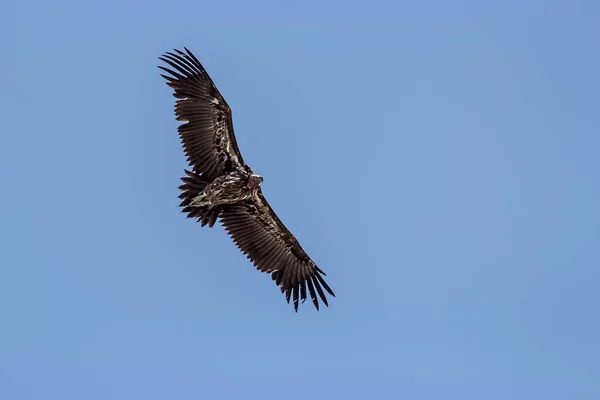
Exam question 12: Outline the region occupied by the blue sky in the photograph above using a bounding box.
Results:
[2,0,599,398]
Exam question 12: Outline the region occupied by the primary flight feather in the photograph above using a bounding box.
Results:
[158,48,335,311]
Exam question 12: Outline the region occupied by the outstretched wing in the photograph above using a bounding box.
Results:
[220,191,335,311]
[159,48,245,179]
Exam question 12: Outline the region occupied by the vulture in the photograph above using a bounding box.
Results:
[158,48,335,311]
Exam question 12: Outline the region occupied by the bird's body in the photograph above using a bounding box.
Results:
[159,48,335,311]
[189,169,261,208]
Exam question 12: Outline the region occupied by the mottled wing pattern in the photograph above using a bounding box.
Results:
[220,191,335,311]
[159,48,244,179]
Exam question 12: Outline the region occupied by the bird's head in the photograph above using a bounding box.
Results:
[247,174,264,189]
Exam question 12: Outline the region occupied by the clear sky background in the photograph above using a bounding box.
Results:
[2,0,599,399]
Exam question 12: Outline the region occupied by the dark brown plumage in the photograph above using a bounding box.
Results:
[159,48,335,311]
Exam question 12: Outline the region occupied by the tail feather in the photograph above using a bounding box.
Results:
[178,169,221,227]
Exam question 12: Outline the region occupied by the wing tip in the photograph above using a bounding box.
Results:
[276,268,334,312]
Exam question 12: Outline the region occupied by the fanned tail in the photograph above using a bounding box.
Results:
[178,169,221,227]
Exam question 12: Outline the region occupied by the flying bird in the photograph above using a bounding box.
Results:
[158,48,335,311]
